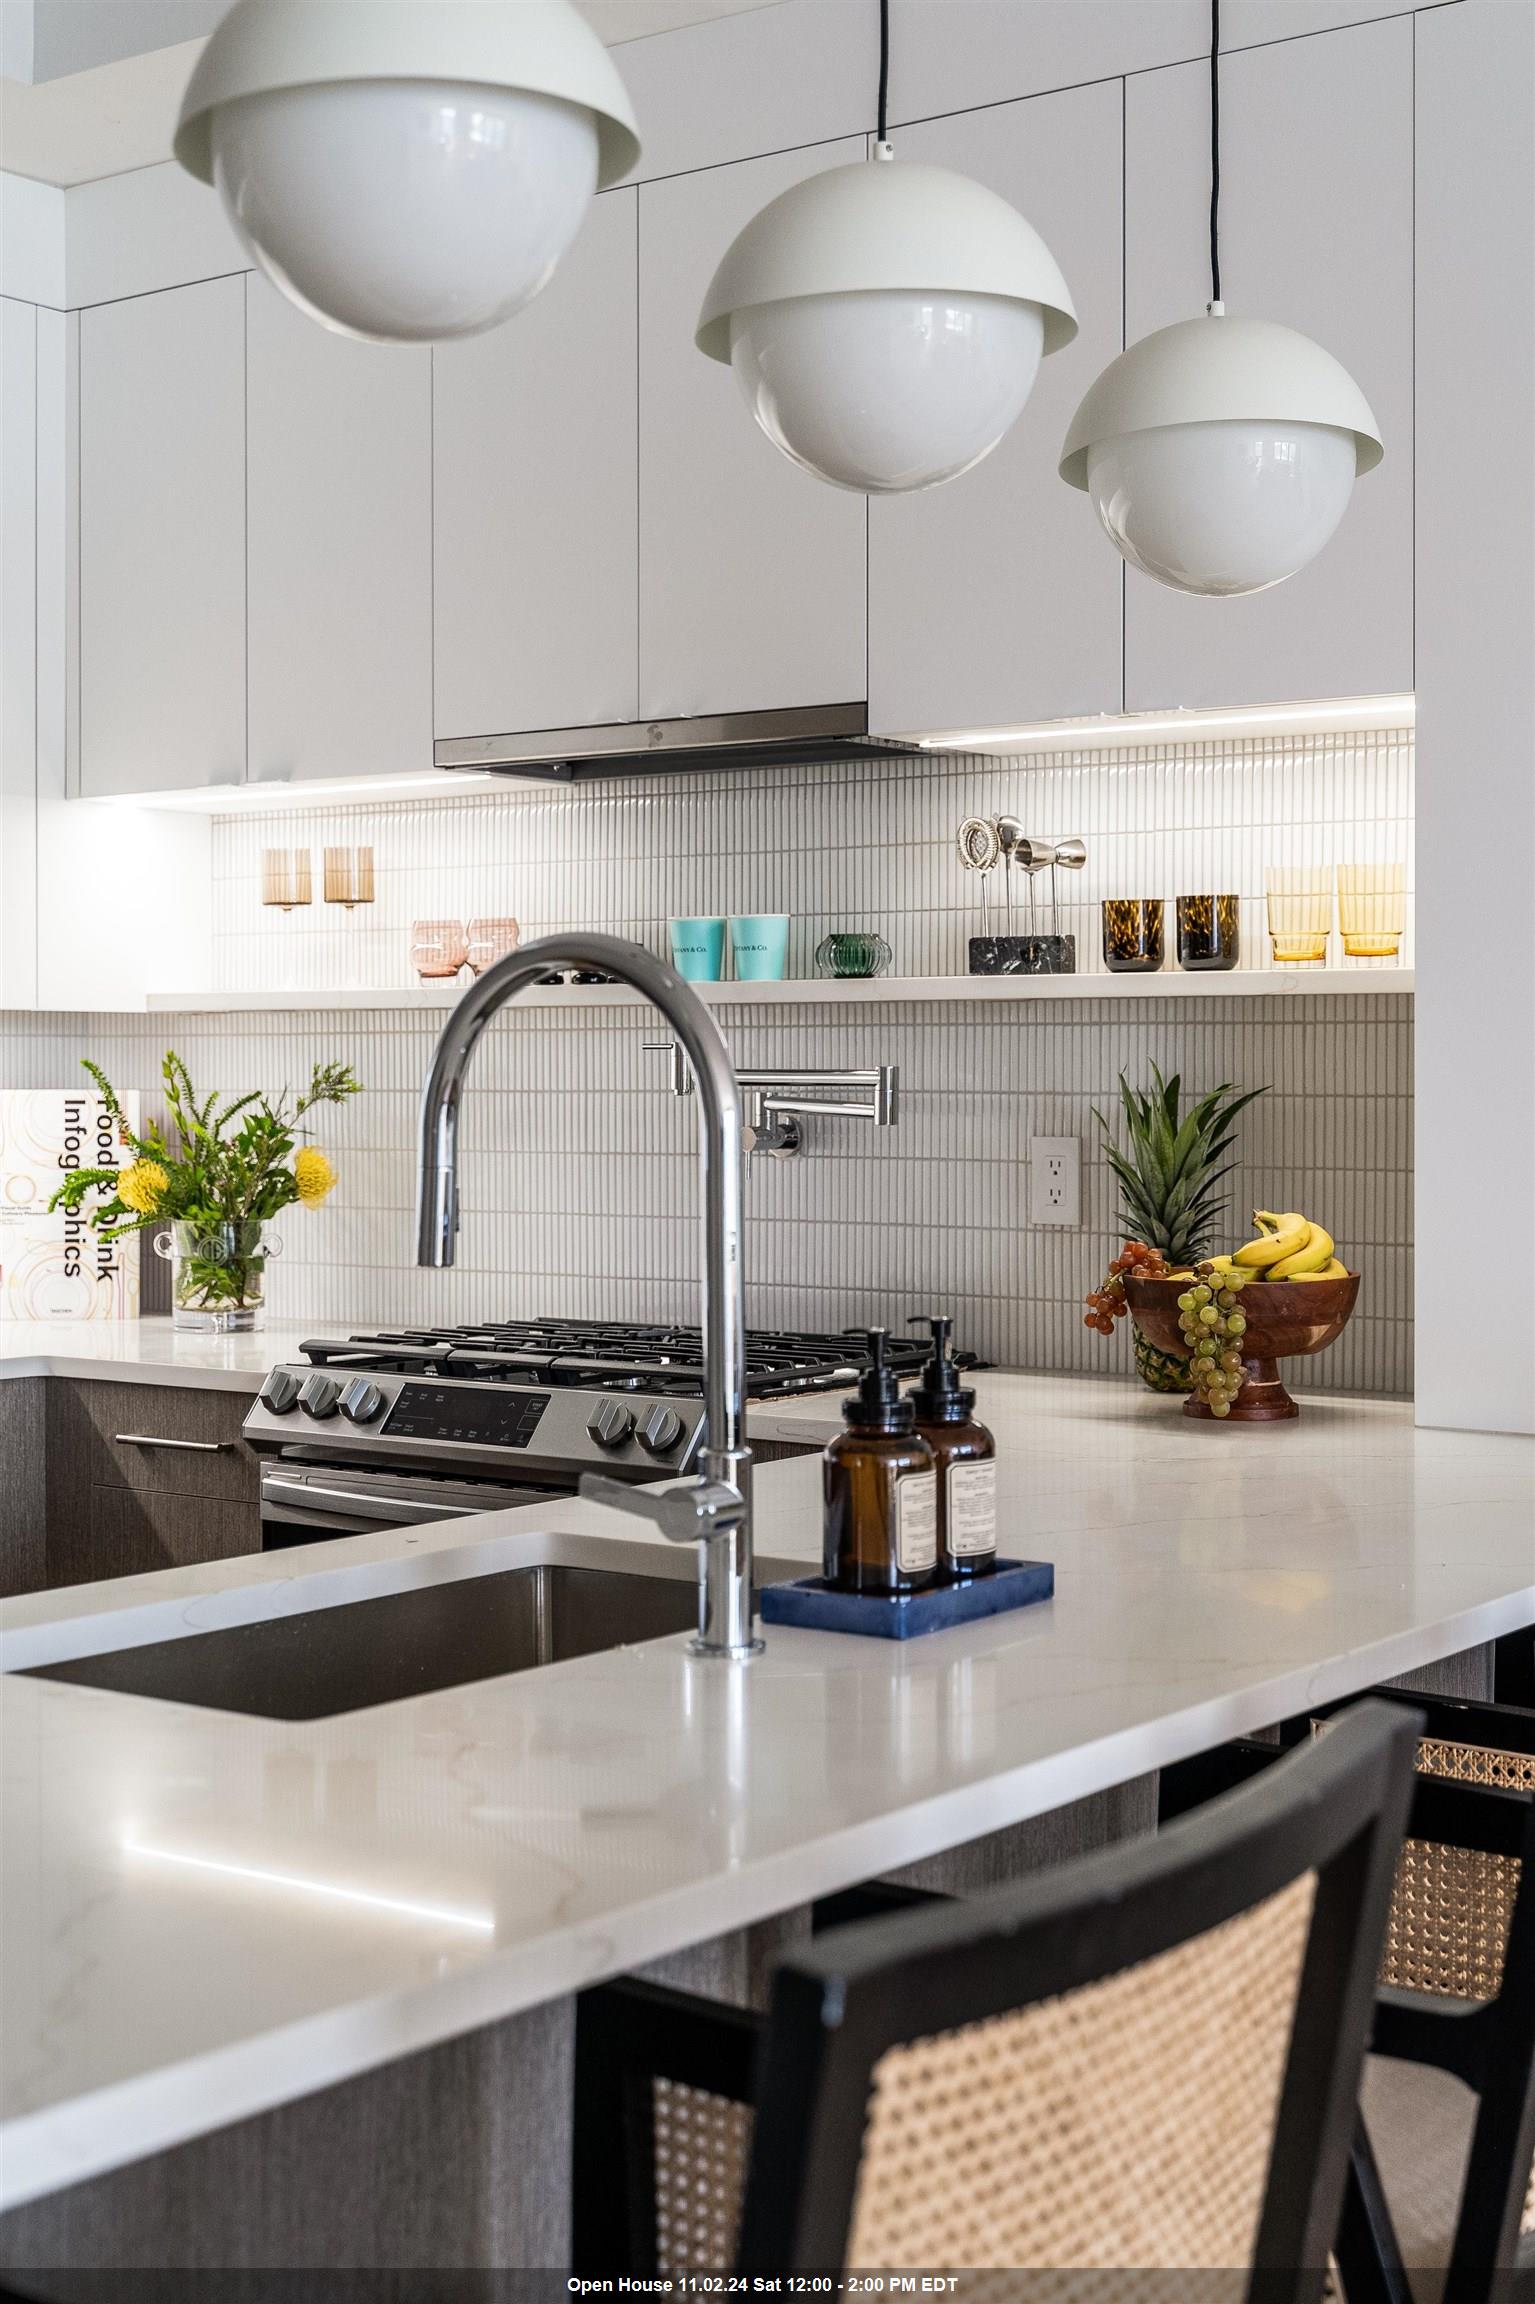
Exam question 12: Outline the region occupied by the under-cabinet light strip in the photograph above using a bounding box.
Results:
[914,693,1415,752]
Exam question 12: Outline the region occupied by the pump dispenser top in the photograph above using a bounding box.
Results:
[844,1327,916,1431]
[909,1313,978,1423]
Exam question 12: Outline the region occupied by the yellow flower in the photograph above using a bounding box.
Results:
[118,1160,169,1216]
[293,1146,337,1208]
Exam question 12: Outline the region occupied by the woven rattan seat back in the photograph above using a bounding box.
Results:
[843,1870,1315,2275]
[735,1702,1417,2297]
[651,2076,754,2274]
[1314,1719,1533,2003]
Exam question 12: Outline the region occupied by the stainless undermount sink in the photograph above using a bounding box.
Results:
[22,1563,702,1722]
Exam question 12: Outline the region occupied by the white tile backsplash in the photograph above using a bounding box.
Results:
[1,728,1413,1391]
[209,729,1414,992]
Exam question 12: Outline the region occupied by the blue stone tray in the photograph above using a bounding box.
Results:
[760,1557,1054,1641]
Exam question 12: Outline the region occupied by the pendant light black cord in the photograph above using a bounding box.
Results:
[877,0,890,144]
[1209,0,1222,305]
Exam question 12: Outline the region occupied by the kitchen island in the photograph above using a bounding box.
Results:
[1,1333,1531,2272]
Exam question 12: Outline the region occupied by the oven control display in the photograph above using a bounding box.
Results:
[381,1385,551,1448]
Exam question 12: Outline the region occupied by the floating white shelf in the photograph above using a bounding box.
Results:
[147,968,1413,1014]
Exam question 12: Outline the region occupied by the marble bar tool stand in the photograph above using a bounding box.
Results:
[968,935,1078,977]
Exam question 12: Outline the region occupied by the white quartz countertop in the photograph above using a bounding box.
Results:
[0,1317,317,1391]
[1,1351,1532,2214]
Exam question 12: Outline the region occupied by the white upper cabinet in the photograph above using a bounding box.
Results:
[638,140,868,720]
[247,278,432,783]
[1122,14,1413,710]
[434,187,639,740]
[1,297,38,1004]
[79,275,245,796]
[867,78,1125,737]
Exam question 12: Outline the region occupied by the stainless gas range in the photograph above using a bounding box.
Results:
[244,1318,931,1545]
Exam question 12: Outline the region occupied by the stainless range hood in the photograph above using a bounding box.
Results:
[434,703,924,782]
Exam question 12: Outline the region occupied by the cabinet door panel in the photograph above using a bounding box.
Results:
[79,275,246,795]
[434,188,638,740]
[639,141,867,720]
[1123,15,1413,709]
[0,1380,47,1597]
[57,1487,260,1588]
[66,1379,258,1502]
[248,279,432,781]
[1,296,38,1003]
[868,79,1124,736]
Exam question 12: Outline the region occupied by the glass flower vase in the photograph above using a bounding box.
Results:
[155,1221,280,1334]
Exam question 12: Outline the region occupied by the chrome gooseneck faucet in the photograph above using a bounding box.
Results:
[416,931,759,1659]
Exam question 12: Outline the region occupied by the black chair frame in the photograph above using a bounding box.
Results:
[1165,1686,1535,2304]
[576,1700,1418,2298]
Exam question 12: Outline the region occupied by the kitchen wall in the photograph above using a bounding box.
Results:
[2,726,1414,1394]
[209,727,1412,993]
[1,992,1412,1394]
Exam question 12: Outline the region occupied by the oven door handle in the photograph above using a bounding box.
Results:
[260,1474,477,1526]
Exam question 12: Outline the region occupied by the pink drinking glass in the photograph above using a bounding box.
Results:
[409,920,468,980]
[465,917,520,975]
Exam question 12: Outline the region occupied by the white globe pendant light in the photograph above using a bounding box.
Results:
[174,0,640,346]
[696,0,1075,495]
[1060,0,1381,596]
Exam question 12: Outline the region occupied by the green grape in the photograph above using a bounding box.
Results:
[1177,1292,1195,1311]
[1199,1306,1218,1325]
[1211,1399,1232,1418]
[1227,1313,1247,1335]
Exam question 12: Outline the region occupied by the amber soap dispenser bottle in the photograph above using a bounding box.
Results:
[909,1314,998,1579]
[823,1328,938,1597]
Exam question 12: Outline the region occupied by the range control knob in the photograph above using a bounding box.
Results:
[340,1379,385,1426]
[637,1404,685,1457]
[259,1369,301,1415]
[586,1399,636,1449]
[297,1374,340,1420]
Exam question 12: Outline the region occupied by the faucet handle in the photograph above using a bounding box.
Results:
[578,1472,745,1545]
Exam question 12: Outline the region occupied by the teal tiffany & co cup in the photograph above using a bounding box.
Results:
[729,914,790,981]
[668,916,726,982]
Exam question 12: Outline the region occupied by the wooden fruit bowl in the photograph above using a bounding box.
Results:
[1122,1272,1361,1422]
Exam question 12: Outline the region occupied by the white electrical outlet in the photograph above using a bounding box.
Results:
[1029,1136,1082,1227]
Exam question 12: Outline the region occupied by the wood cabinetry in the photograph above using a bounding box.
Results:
[0,1380,48,1598]
[0,1379,261,1594]
[246,279,433,783]
[637,140,868,720]
[1121,13,1414,710]
[434,188,639,740]
[78,275,246,796]
[867,78,1125,735]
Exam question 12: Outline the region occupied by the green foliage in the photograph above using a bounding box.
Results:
[1093,1062,1266,1266]
[48,1052,362,1251]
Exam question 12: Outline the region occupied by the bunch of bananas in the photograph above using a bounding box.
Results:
[1212,1211,1349,1283]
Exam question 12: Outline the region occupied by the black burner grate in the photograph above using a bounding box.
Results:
[300,1318,942,1399]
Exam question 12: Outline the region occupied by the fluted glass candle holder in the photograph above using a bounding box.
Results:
[1337,863,1406,960]
[1102,898,1164,973]
[323,846,374,908]
[1265,869,1332,965]
[1176,894,1241,972]
[261,849,311,910]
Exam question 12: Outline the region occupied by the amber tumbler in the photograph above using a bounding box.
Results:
[1176,894,1241,972]
[1102,898,1165,974]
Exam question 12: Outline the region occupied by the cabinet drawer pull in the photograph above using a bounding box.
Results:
[114,1434,232,1454]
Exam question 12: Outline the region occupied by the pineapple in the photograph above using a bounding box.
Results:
[1094,1065,1266,1392]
